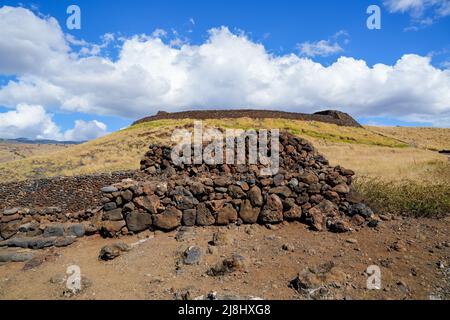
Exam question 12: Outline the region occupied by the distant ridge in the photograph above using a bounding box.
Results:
[132,109,362,127]
[0,138,82,145]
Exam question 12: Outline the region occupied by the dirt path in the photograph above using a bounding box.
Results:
[0,216,449,300]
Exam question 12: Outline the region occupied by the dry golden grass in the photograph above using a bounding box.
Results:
[0,142,69,164]
[366,125,450,151]
[316,142,449,183]
[0,117,448,216]
[0,118,406,182]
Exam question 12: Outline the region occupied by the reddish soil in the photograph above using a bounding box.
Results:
[0,216,448,300]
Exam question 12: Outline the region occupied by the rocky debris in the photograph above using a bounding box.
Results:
[195,291,264,301]
[290,261,347,298]
[0,171,144,214]
[349,203,374,219]
[99,243,132,261]
[183,246,202,265]
[208,253,247,276]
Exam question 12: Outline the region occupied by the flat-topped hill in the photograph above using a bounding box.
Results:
[133,109,362,128]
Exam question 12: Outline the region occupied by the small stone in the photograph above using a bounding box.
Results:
[103,202,117,212]
[349,203,374,219]
[248,186,263,207]
[3,208,20,216]
[308,207,324,232]
[54,236,77,247]
[99,243,131,261]
[101,220,126,237]
[49,273,66,285]
[182,209,197,227]
[211,231,231,246]
[43,224,65,238]
[333,184,350,194]
[183,246,202,265]
[351,214,365,226]
[392,241,407,252]
[208,253,246,276]
[103,208,123,221]
[66,224,85,238]
[101,186,118,193]
[196,203,215,226]
[367,220,379,228]
[0,251,34,263]
[282,243,295,252]
[379,214,392,221]
[228,185,245,199]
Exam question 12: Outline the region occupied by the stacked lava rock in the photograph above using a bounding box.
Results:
[99,132,374,237]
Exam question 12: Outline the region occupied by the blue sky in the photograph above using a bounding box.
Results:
[0,0,449,140]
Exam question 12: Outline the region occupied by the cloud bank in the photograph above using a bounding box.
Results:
[0,5,450,132]
[0,104,108,141]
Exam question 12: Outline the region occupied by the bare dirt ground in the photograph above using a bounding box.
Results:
[0,216,449,300]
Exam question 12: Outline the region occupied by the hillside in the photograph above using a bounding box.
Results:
[366,126,450,151]
[0,142,70,164]
[0,118,409,182]
[0,118,448,184]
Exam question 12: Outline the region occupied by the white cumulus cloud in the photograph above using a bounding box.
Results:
[62,120,108,141]
[0,104,108,141]
[0,6,450,127]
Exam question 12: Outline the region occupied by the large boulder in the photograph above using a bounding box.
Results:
[260,194,284,224]
[153,207,182,231]
[125,211,152,233]
[239,200,260,224]
[196,203,215,226]
[216,204,238,225]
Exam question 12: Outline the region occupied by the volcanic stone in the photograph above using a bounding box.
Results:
[182,209,197,226]
[228,185,245,199]
[43,224,65,238]
[134,195,161,214]
[125,211,152,233]
[101,186,118,193]
[153,207,182,231]
[239,200,261,224]
[103,202,117,212]
[66,224,85,238]
[103,208,123,221]
[248,186,263,207]
[196,203,215,226]
[216,204,238,225]
[260,194,284,224]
